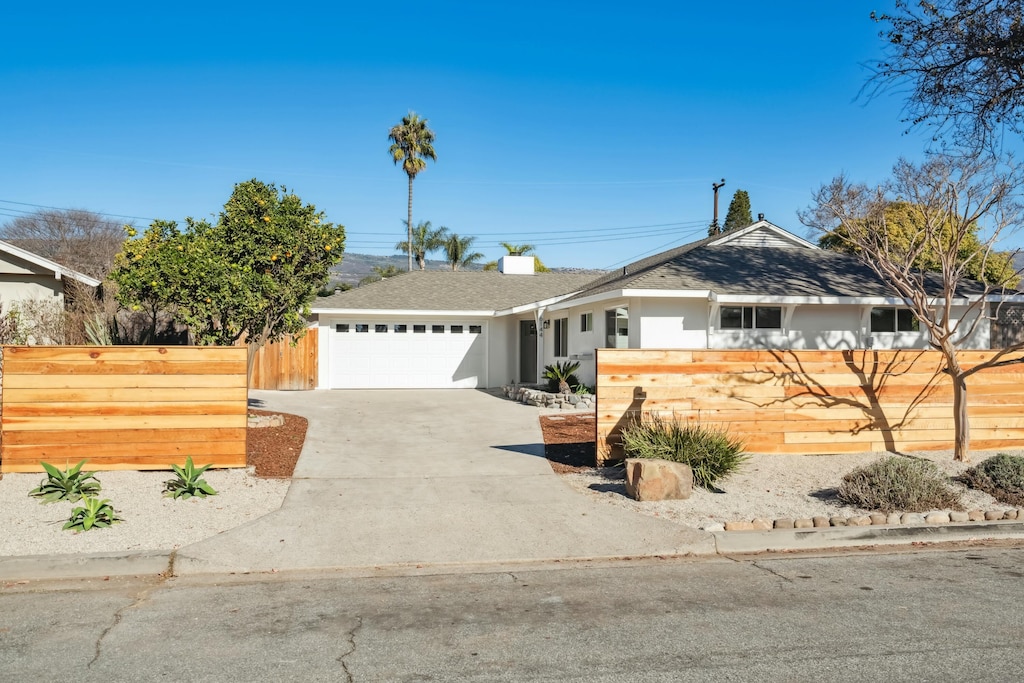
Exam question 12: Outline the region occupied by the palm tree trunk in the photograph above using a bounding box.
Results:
[407,174,414,272]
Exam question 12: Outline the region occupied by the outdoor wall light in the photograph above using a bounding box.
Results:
[542,320,551,329]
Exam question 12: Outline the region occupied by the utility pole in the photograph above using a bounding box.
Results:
[708,178,726,236]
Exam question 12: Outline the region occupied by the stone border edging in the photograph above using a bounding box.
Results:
[709,507,1023,532]
[501,384,595,411]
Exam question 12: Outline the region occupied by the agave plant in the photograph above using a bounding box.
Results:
[164,457,218,500]
[542,360,581,394]
[64,497,121,532]
[28,460,102,503]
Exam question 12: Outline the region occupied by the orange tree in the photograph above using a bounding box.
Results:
[112,179,345,381]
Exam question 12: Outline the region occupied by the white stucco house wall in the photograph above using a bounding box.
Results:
[309,222,1016,390]
[0,239,101,307]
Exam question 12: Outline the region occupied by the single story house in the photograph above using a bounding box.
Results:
[310,221,1017,389]
[0,239,101,306]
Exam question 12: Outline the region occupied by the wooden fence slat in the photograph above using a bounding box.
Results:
[1,387,249,404]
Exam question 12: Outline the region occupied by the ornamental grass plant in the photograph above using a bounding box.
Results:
[619,412,747,489]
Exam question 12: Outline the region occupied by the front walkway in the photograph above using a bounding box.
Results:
[174,390,713,574]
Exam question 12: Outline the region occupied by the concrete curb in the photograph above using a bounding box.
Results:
[0,549,172,582]
[6,523,1024,582]
[712,520,1024,554]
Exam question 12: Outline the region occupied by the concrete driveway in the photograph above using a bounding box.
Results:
[175,390,713,574]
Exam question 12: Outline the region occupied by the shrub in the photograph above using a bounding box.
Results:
[164,457,218,500]
[838,456,963,513]
[619,412,747,488]
[543,360,580,393]
[64,497,121,532]
[963,453,1024,507]
[28,460,102,503]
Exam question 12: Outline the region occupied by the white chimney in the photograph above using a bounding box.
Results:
[498,255,535,274]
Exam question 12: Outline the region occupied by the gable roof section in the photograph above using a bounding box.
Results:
[557,221,985,305]
[312,270,600,314]
[0,239,101,288]
[561,222,813,302]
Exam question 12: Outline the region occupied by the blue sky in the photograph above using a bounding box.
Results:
[0,1,980,270]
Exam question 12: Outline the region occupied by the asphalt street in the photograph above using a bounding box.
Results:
[3,546,1024,682]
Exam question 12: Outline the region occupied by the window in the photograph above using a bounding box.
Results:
[451,325,464,334]
[413,325,426,333]
[432,325,445,333]
[394,324,407,333]
[374,324,388,333]
[335,324,349,333]
[580,312,593,332]
[355,324,369,333]
[605,307,629,348]
[871,307,920,333]
[720,306,782,330]
[469,325,482,334]
[554,318,568,357]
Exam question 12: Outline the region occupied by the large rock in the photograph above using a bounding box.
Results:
[624,458,693,502]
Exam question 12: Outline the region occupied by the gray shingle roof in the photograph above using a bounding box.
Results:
[564,242,985,301]
[313,270,601,312]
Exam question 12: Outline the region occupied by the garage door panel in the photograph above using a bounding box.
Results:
[330,320,487,389]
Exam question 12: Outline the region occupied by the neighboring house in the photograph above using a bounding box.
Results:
[0,239,101,306]
[310,221,1015,389]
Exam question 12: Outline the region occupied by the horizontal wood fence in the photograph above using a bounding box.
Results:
[248,329,318,390]
[596,349,1024,464]
[1,345,248,473]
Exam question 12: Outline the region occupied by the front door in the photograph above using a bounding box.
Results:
[519,320,537,383]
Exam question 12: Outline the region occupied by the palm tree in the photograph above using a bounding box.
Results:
[395,220,448,270]
[444,234,483,271]
[493,241,550,272]
[499,242,536,256]
[388,112,437,272]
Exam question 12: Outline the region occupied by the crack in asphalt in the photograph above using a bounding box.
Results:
[751,561,794,583]
[338,616,364,682]
[87,575,170,669]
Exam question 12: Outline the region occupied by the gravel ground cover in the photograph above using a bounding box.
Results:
[0,409,306,557]
[541,414,1018,530]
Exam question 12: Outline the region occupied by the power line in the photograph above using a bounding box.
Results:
[601,226,708,269]
[0,199,155,222]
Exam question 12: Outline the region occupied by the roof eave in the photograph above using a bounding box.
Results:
[0,239,102,288]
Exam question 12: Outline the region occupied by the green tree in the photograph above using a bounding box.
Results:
[443,233,483,271]
[395,220,448,270]
[389,112,437,272]
[869,1,1024,151]
[359,264,403,286]
[723,190,753,231]
[801,154,1024,462]
[817,201,1018,286]
[112,179,345,381]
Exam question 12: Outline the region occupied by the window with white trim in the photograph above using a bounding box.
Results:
[870,307,920,333]
[580,312,593,332]
[554,318,568,357]
[720,306,782,330]
[605,307,629,348]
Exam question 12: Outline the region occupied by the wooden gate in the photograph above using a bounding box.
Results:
[249,329,318,390]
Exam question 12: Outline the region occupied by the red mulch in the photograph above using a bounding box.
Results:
[539,414,598,474]
[246,409,308,478]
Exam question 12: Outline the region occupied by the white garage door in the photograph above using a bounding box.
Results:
[328,320,488,389]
